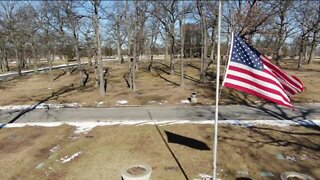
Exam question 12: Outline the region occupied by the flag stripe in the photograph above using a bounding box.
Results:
[277,78,298,95]
[226,74,291,103]
[261,56,304,91]
[262,58,303,95]
[262,65,299,96]
[224,82,292,108]
[227,63,290,102]
[228,64,285,94]
[261,56,302,88]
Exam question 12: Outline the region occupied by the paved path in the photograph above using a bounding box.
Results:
[0,63,84,81]
[1,104,320,124]
[0,58,119,81]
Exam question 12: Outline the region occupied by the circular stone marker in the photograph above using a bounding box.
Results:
[280,172,315,180]
[121,164,152,180]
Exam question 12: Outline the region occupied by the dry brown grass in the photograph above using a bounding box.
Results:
[0,59,319,107]
[0,124,319,179]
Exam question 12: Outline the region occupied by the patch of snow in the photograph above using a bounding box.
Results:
[198,173,217,180]
[69,136,79,140]
[73,123,97,134]
[2,120,320,134]
[159,100,168,105]
[0,103,81,110]
[117,100,128,105]
[49,145,60,153]
[96,101,106,107]
[180,100,190,104]
[61,151,81,163]
[286,155,297,162]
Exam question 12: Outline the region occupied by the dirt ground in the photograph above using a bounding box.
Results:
[0,58,319,107]
[0,124,319,180]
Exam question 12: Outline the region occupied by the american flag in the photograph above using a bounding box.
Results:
[223,35,304,108]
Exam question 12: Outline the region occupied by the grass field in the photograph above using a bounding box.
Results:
[0,58,319,107]
[0,124,319,179]
[1,58,319,180]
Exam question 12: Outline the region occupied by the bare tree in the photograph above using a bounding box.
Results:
[179,0,186,86]
[197,1,209,82]
[63,1,88,86]
[307,4,320,64]
[206,1,218,63]
[147,15,160,72]
[0,1,22,76]
[50,1,71,74]
[91,0,105,96]
[151,1,179,75]
[295,1,320,69]
[0,1,41,76]
[273,1,295,66]
[224,1,276,43]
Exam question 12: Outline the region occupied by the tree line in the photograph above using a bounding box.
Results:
[0,0,319,95]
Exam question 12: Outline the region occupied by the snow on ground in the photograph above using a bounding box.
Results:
[49,145,60,153]
[0,103,81,110]
[1,119,320,134]
[180,100,190,104]
[116,100,128,105]
[60,151,81,164]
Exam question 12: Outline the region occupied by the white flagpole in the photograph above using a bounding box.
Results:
[213,1,222,180]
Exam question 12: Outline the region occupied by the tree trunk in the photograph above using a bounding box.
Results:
[275,7,286,66]
[3,47,9,72]
[132,36,137,91]
[47,49,53,81]
[210,27,216,63]
[129,57,132,88]
[148,35,155,72]
[75,44,82,86]
[125,0,131,56]
[0,59,3,73]
[0,49,3,72]
[304,46,308,62]
[116,17,123,64]
[170,35,175,75]
[200,4,207,82]
[298,38,304,70]
[165,34,169,61]
[87,43,93,66]
[31,45,38,74]
[180,0,185,87]
[308,31,318,64]
[22,48,27,69]
[94,1,105,96]
[15,48,22,76]
[169,20,175,76]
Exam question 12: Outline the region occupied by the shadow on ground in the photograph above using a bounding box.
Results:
[165,131,210,151]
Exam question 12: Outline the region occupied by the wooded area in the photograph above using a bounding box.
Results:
[0,0,319,97]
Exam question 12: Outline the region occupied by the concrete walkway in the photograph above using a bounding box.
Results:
[1,104,320,124]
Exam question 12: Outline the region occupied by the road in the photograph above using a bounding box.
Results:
[1,104,320,124]
[0,63,82,81]
[0,58,121,81]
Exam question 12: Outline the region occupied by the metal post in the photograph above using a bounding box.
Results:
[213,1,222,180]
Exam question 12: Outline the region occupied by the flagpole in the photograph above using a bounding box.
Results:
[213,1,222,180]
